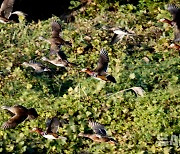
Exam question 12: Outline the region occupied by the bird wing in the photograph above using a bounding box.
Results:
[2,105,27,115]
[57,51,67,61]
[29,61,43,70]
[110,33,124,44]
[51,21,61,38]
[89,121,107,136]
[27,108,38,120]
[167,4,179,21]
[2,114,27,129]
[50,43,60,55]
[0,0,15,18]
[174,25,180,42]
[94,49,109,75]
[46,117,60,134]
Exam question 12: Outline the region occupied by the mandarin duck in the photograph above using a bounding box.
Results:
[0,0,26,23]
[41,51,76,67]
[78,121,117,145]
[1,105,38,129]
[81,49,116,83]
[160,4,180,48]
[22,61,50,73]
[31,117,67,140]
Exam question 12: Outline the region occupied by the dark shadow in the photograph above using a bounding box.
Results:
[0,0,140,22]
[10,0,72,22]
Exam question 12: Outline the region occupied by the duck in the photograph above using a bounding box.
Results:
[41,51,76,67]
[160,4,180,44]
[102,26,135,44]
[80,49,116,83]
[110,28,135,45]
[1,105,38,129]
[22,61,50,73]
[31,117,67,140]
[78,121,117,145]
[0,0,26,23]
[39,21,72,55]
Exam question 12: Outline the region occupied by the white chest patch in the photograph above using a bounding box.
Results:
[43,134,57,140]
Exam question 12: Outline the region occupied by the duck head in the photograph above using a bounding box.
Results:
[159,18,174,26]
[169,43,180,50]
[28,108,39,119]
[31,127,44,135]
[80,68,91,72]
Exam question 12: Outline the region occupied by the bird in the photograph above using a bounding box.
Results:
[78,121,117,145]
[80,49,116,83]
[41,51,76,67]
[102,26,135,44]
[22,61,50,73]
[1,105,38,129]
[110,28,135,45]
[0,0,26,23]
[31,117,67,140]
[39,21,72,55]
[160,4,180,47]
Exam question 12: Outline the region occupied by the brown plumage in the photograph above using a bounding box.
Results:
[1,105,38,129]
[81,49,116,83]
[42,51,76,67]
[0,0,26,23]
[50,21,72,54]
[22,61,51,73]
[78,121,117,145]
[0,0,15,23]
[31,117,67,140]
[167,4,180,42]
[169,43,180,50]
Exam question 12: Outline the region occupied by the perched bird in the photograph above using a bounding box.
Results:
[41,51,76,67]
[160,4,180,43]
[31,117,67,140]
[78,121,117,145]
[1,105,38,129]
[22,61,50,73]
[0,0,26,23]
[110,28,135,45]
[39,21,72,55]
[81,49,116,83]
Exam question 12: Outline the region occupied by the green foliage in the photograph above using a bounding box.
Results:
[0,1,180,153]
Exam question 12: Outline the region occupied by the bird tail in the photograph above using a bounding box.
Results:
[106,75,116,83]
[28,108,39,120]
